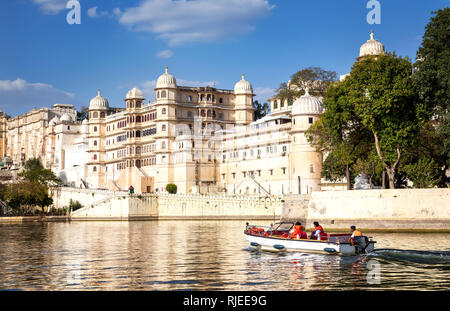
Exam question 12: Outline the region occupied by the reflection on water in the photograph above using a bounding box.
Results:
[0,221,449,291]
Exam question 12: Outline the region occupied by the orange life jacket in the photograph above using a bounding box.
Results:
[353,230,363,237]
[290,225,303,238]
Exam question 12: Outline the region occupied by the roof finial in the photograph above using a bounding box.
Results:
[370,30,374,40]
[304,87,310,96]
[98,89,101,96]
[242,73,245,80]
[165,66,168,74]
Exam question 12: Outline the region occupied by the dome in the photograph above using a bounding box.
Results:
[156,67,177,89]
[359,30,385,58]
[291,88,323,115]
[234,74,253,95]
[49,116,60,125]
[126,87,144,99]
[89,89,109,110]
[60,113,72,122]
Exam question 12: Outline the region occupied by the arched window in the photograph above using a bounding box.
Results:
[93,166,97,172]
[93,154,97,160]
[136,130,141,137]
[219,98,223,104]
[162,141,166,149]
[273,101,278,109]
[207,110,212,117]
[207,95,211,101]
[161,90,167,98]
[94,140,97,146]
[93,112,98,118]
[162,108,167,115]
[162,124,166,131]
[136,101,141,108]
[136,116,141,123]
[187,95,192,102]
[100,112,105,118]
[94,126,97,132]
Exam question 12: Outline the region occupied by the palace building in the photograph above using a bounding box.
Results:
[3,32,386,195]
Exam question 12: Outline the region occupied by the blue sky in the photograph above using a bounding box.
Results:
[0,0,448,117]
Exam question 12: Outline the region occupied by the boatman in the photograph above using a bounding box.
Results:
[349,225,363,245]
[311,222,325,240]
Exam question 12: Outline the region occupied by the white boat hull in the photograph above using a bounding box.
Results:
[245,233,375,256]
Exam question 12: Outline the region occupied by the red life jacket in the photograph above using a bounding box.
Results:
[290,225,303,239]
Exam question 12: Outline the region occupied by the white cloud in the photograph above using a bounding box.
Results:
[156,50,174,59]
[117,0,275,46]
[32,0,68,15]
[87,6,109,18]
[253,87,276,103]
[0,78,79,117]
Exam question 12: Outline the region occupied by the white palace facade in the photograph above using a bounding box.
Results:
[3,32,386,195]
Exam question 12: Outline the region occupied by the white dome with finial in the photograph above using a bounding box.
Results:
[60,113,72,122]
[156,67,177,89]
[89,89,109,110]
[49,116,60,125]
[126,87,144,99]
[359,30,385,58]
[291,88,323,115]
[234,74,253,95]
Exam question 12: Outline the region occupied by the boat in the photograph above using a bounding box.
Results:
[244,222,376,256]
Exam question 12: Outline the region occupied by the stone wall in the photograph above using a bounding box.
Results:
[53,187,282,220]
[157,193,282,220]
[282,188,450,231]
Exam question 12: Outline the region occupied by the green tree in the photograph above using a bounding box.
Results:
[166,184,177,194]
[276,67,337,104]
[401,158,441,188]
[413,8,450,172]
[307,79,373,189]
[253,100,269,120]
[346,53,419,189]
[18,158,62,187]
[77,106,89,121]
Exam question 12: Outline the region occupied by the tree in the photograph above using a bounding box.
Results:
[253,100,269,120]
[306,79,373,189]
[346,53,419,189]
[413,8,450,171]
[275,67,337,104]
[77,106,89,121]
[166,184,177,194]
[401,158,441,188]
[18,158,62,187]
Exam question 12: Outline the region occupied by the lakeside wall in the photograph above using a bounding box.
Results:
[285,188,450,231]
[47,187,450,230]
[53,187,283,221]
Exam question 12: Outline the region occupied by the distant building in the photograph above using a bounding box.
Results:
[3,32,388,194]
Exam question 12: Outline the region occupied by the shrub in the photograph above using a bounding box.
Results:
[69,199,83,211]
[166,184,177,194]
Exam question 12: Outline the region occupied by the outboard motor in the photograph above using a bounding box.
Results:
[354,236,370,255]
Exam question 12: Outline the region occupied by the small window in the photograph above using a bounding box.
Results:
[309,117,314,124]
[162,124,166,131]
[161,91,167,98]
[310,164,315,173]
[162,108,167,115]
[100,112,105,118]
[94,126,97,132]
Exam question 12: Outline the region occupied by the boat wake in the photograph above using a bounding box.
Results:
[367,248,450,264]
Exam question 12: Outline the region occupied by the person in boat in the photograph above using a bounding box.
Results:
[349,225,363,245]
[289,222,307,239]
[311,222,325,240]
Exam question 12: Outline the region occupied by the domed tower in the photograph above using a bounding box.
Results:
[357,30,385,61]
[234,74,254,125]
[289,88,324,194]
[87,89,109,189]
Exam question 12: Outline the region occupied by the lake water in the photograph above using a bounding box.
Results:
[0,220,449,291]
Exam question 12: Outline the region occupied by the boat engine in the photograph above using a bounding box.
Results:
[354,236,370,255]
